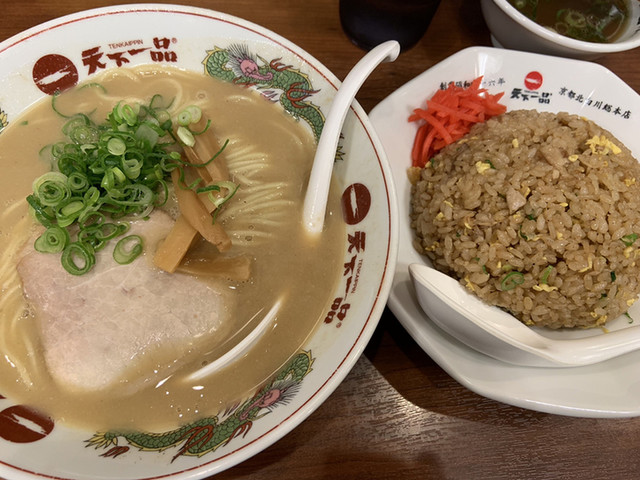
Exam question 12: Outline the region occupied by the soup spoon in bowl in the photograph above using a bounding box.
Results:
[186,298,282,381]
[303,40,401,235]
[186,42,401,382]
[409,262,640,368]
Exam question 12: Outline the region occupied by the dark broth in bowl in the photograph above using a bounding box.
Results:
[508,0,630,43]
[0,66,345,431]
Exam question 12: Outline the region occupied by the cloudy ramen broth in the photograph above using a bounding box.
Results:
[508,0,630,43]
[0,66,345,430]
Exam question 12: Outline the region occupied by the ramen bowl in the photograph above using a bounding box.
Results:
[480,0,640,59]
[0,4,398,479]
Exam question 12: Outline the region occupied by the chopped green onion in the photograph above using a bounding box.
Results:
[60,200,84,217]
[178,138,229,169]
[27,97,176,274]
[184,105,202,124]
[107,137,127,155]
[61,242,95,275]
[135,123,159,149]
[149,93,173,111]
[51,92,70,118]
[79,82,107,94]
[177,105,204,127]
[201,180,239,212]
[83,187,101,206]
[120,103,138,126]
[113,235,143,264]
[67,172,90,193]
[500,271,525,291]
[611,271,617,282]
[177,110,192,126]
[621,233,638,247]
[540,265,554,285]
[77,222,126,252]
[28,94,235,275]
[518,223,529,241]
[26,194,55,227]
[78,210,105,228]
[121,157,142,179]
[34,226,69,253]
[63,115,98,144]
[111,167,127,184]
[177,125,195,147]
[190,118,211,136]
[177,167,204,191]
[155,110,171,127]
[32,172,70,207]
[154,180,170,207]
[56,200,85,227]
[564,10,586,28]
[106,184,154,207]
[94,222,129,241]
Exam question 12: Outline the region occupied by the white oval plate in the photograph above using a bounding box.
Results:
[369,46,640,417]
[0,4,398,479]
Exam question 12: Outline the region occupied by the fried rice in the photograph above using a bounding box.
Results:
[409,109,640,329]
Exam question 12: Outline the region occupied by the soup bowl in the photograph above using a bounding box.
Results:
[480,0,640,59]
[0,4,398,479]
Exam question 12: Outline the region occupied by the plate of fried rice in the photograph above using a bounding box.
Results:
[370,47,640,417]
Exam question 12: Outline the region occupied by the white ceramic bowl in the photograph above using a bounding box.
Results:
[481,0,640,59]
[370,46,640,387]
[0,4,398,479]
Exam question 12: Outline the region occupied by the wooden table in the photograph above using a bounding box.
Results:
[2,1,640,479]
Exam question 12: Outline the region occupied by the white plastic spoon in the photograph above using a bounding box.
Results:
[303,40,401,235]
[409,263,640,367]
[186,298,281,382]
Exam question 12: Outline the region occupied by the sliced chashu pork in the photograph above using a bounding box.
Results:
[18,210,233,392]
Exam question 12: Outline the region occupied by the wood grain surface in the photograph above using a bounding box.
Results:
[1,1,639,479]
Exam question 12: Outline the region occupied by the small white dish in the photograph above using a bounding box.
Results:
[481,0,640,59]
[370,46,640,417]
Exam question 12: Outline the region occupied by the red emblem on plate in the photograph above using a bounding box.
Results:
[524,71,543,90]
[341,183,371,225]
[33,54,79,95]
[0,404,54,443]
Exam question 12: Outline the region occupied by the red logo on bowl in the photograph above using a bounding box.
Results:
[33,54,79,95]
[0,405,54,443]
[524,71,543,90]
[341,183,371,225]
